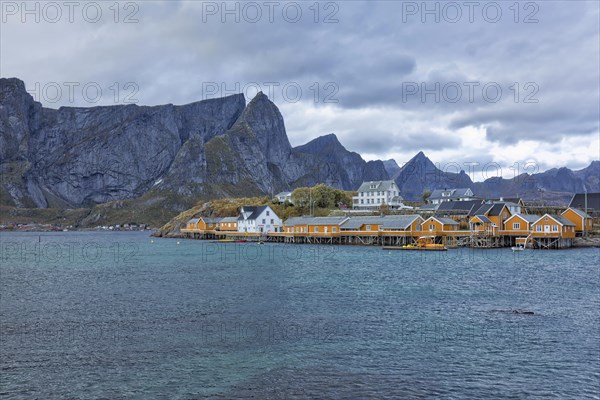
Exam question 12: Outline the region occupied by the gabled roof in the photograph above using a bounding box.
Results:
[340,215,423,230]
[554,215,576,226]
[275,191,292,197]
[238,206,272,221]
[435,199,484,216]
[187,218,200,224]
[429,188,474,200]
[424,216,459,225]
[201,217,222,223]
[488,203,509,216]
[340,216,386,230]
[473,203,508,217]
[505,214,540,224]
[533,214,576,227]
[473,203,494,215]
[471,215,491,223]
[569,193,600,212]
[380,215,423,229]
[562,207,591,218]
[284,216,348,226]
[356,180,397,193]
[219,217,238,223]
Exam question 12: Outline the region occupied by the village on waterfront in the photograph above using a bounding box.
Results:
[173,181,599,250]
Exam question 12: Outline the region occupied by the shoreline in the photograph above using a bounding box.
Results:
[2,229,598,248]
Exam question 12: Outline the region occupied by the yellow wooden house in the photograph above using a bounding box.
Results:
[500,214,540,235]
[471,203,511,235]
[283,216,349,236]
[184,218,201,231]
[531,214,576,238]
[306,217,349,235]
[560,207,592,234]
[469,215,492,233]
[217,217,238,231]
[421,216,459,235]
[340,215,424,236]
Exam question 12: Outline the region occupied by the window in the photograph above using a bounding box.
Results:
[552,225,558,232]
[314,227,319,232]
[332,227,337,233]
[266,211,270,216]
[361,199,364,204]
[262,219,266,224]
[366,225,371,231]
[270,219,274,224]
[513,223,520,230]
[429,224,435,231]
[536,225,542,232]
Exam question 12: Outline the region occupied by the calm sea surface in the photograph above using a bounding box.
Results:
[1,231,599,399]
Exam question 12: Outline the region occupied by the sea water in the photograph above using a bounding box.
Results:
[1,231,599,398]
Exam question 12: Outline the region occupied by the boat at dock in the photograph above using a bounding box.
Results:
[383,236,448,251]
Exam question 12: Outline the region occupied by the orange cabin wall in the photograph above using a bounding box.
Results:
[561,209,590,232]
[308,224,340,234]
[532,216,575,238]
[502,216,530,233]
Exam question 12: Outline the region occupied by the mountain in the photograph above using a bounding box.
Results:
[382,159,401,177]
[292,134,388,189]
[0,77,246,209]
[388,152,599,203]
[1,77,597,226]
[392,152,473,200]
[0,78,385,224]
[472,162,599,203]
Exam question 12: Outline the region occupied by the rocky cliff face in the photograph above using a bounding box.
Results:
[393,151,473,200]
[382,159,401,177]
[292,134,389,189]
[1,77,597,215]
[0,77,246,208]
[0,79,385,211]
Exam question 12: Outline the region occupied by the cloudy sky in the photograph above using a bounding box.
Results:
[1,0,598,180]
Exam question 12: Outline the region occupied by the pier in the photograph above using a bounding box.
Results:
[180,228,575,249]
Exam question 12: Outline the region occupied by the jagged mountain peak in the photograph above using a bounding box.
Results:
[295,133,346,153]
[382,159,401,177]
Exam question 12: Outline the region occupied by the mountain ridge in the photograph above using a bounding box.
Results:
[1,77,597,226]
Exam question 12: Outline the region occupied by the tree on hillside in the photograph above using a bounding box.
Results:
[422,190,432,203]
[291,187,311,209]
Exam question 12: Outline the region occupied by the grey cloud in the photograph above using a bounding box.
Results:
[1,0,598,169]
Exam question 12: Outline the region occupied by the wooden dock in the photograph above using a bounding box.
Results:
[179,229,574,249]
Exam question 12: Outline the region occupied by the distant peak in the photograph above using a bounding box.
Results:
[408,151,431,163]
[295,133,348,154]
[0,77,27,92]
[318,133,340,142]
[250,91,268,101]
[303,133,342,147]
